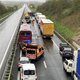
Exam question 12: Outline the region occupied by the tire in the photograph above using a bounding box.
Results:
[41,52,44,57]
[18,67,20,71]
[36,57,39,61]
[63,64,65,71]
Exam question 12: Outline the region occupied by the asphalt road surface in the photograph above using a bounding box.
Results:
[12,5,72,80]
[0,5,25,79]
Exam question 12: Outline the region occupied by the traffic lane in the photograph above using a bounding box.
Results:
[0,7,24,79]
[0,7,23,29]
[0,7,24,63]
[34,39,72,80]
[32,20,72,80]
[52,34,62,48]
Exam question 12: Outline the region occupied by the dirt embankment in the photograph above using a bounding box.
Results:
[59,12,80,44]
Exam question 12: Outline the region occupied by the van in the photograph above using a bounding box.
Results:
[20,63,37,80]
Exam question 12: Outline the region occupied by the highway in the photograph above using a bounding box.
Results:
[12,5,72,80]
[0,5,25,79]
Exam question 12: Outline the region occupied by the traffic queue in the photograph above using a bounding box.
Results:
[18,11,46,80]
[59,42,80,80]
[35,12,80,80]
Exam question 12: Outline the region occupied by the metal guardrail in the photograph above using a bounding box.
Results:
[0,12,13,24]
[54,29,76,50]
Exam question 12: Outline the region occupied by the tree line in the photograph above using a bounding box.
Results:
[0,2,18,15]
[36,0,80,19]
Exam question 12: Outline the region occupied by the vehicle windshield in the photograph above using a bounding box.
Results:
[69,64,72,67]
[61,44,68,47]
[25,16,30,19]
[27,50,35,54]
[20,61,29,64]
[64,50,72,53]
[26,46,37,49]
[20,31,31,35]
[24,70,35,75]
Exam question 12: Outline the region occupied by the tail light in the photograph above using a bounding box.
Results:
[70,53,73,54]
[22,47,24,50]
[22,79,23,80]
[35,69,37,76]
[36,79,37,80]
[67,67,69,69]
[43,36,46,38]
[59,46,61,48]
[63,52,66,54]
[51,36,53,38]
[18,63,21,65]
[22,74,23,76]
[22,70,24,76]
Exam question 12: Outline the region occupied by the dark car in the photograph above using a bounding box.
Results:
[28,11,35,17]
[62,48,73,59]
[59,43,68,51]
[25,16,31,23]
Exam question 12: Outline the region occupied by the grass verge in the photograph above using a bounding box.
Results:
[0,12,13,19]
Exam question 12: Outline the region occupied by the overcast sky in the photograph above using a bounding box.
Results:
[0,0,46,2]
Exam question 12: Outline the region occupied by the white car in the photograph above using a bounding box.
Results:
[22,19,27,24]
[63,59,73,73]
[18,57,30,71]
[20,63,37,80]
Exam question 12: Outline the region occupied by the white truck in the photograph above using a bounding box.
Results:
[71,48,80,80]
[37,15,46,26]
[35,12,42,22]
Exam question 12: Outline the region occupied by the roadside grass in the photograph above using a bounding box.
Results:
[0,12,12,19]
[46,16,77,39]
[54,21,77,39]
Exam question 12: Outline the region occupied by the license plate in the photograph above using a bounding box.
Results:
[66,54,69,55]
[25,78,28,80]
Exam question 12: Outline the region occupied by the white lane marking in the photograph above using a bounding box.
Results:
[20,50,22,58]
[43,61,47,68]
[52,39,59,50]
[0,20,20,69]
[17,71,20,80]
[0,7,24,69]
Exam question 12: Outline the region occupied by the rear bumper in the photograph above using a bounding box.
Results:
[43,35,53,38]
[62,55,73,58]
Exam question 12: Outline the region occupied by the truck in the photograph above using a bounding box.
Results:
[35,12,42,22]
[22,44,44,60]
[28,11,35,17]
[37,15,46,26]
[40,19,54,39]
[24,13,31,23]
[71,48,80,80]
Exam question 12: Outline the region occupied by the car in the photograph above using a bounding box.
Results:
[25,16,31,23]
[62,48,73,59]
[63,59,73,73]
[18,57,30,71]
[20,63,37,80]
[59,43,68,52]
[21,19,27,24]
